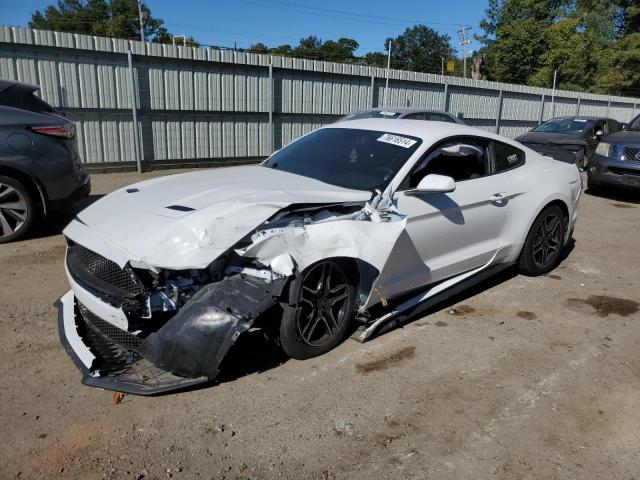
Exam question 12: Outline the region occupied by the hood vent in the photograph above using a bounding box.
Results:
[166,205,196,212]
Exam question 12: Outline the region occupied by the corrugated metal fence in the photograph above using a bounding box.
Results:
[1,26,639,170]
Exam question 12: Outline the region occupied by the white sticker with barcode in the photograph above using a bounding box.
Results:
[377,133,417,148]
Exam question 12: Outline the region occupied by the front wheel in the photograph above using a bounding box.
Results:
[279,260,355,360]
[519,205,566,276]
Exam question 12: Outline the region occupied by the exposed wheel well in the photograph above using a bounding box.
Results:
[544,199,569,223]
[0,166,46,216]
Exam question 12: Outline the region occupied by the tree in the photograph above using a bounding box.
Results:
[29,0,198,45]
[478,0,568,84]
[250,36,359,62]
[380,25,455,74]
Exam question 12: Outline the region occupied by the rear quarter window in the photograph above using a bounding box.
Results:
[0,88,57,114]
[493,141,525,172]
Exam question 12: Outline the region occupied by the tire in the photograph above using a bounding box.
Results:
[279,260,356,360]
[587,178,604,195]
[0,176,35,244]
[518,205,566,276]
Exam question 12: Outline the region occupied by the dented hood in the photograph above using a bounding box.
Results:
[68,165,370,269]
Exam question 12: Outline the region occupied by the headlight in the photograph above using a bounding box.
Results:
[595,142,611,157]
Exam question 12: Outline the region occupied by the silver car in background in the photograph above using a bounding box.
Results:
[338,107,466,124]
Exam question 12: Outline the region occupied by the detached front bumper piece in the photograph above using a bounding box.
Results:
[56,275,282,395]
[56,290,209,395]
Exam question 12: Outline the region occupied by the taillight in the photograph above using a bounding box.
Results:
[29,123,75,140]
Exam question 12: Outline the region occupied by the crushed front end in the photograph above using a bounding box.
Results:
[57,241,287,395]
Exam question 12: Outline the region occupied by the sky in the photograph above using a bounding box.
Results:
[0,0,488,55]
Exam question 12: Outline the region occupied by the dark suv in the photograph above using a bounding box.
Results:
[0,79,90,243]
[588,113,640,192]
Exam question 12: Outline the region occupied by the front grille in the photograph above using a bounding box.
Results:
[77,302,142,351]
[610,144,618,159]
[622,146,640,163]
[70,244,143,297]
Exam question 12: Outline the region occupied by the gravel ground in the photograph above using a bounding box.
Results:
[1,169,639,480]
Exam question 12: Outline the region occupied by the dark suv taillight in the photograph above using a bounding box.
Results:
[29,123,75,140]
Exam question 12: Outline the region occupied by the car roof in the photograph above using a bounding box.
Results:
[357,107,453,115]
[322,118,514,146]
[548,116,616,122]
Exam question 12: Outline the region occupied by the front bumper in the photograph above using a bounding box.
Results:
[522,143,581,164]
[55,290,209,395]
[588,153,640,189]
[48,176,91,213]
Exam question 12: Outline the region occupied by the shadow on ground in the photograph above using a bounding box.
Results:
[586,186,640,204]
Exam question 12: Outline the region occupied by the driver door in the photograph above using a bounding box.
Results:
[394,136,512,285]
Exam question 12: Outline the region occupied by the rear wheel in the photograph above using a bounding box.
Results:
[0,176,34,244]
[519,205,566,276]
[279,260,355,360]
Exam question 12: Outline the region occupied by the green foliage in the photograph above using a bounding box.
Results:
[250,36,359,63]
[479,0,640,96]
[383,25,455,74]
[29,0,199,45]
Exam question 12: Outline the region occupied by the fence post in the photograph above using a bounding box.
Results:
[576,97,581,116]
[495,89,504,134]
[606,100,611,117]
[539,94,546,125]
[370,74,375,108]
[268,61,274,154]
[443,83,449,112]
[127,49,142,173]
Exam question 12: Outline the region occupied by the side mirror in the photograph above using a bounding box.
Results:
[594,129,604,138]
[405,174,456,196]
[622,123,627,131]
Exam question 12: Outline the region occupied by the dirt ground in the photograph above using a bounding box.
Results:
[1,169,640,480]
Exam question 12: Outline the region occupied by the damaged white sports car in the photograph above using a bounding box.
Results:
[57,119,581,394]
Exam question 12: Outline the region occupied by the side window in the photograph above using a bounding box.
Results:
[403,112,427,120]
[402,137,490,189]
[492,141,525,172]
[428,113,455,123]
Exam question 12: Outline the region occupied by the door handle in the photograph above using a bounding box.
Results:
[489,192,507,202]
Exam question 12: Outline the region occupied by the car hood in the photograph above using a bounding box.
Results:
[602,130,640,144]
[67,165,371,269]
[517,131,587,146]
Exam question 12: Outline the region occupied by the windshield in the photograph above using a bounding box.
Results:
[340,110,403,122]
[262,128,422,191]
[627,114,640,131]
[533,118,593,134]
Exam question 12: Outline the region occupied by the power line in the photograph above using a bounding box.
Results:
[236,0,470,29]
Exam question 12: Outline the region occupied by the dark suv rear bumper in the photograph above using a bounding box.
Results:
[47,176,91,213]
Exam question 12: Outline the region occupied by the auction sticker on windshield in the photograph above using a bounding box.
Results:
[377,133,417,148]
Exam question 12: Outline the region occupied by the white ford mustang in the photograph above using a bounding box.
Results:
[57,119,581,394]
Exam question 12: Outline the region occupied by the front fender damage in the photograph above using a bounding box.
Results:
[139,275,286,379]
[59,194,430,395]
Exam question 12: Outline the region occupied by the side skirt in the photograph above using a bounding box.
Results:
[351,263,514,343]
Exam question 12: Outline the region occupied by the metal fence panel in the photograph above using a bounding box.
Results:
[1,27,640,168]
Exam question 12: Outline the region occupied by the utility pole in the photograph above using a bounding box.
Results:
[137,0,145,43]
[457,27,471,79]
[384,40,392,106]
[550,69,558,118]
